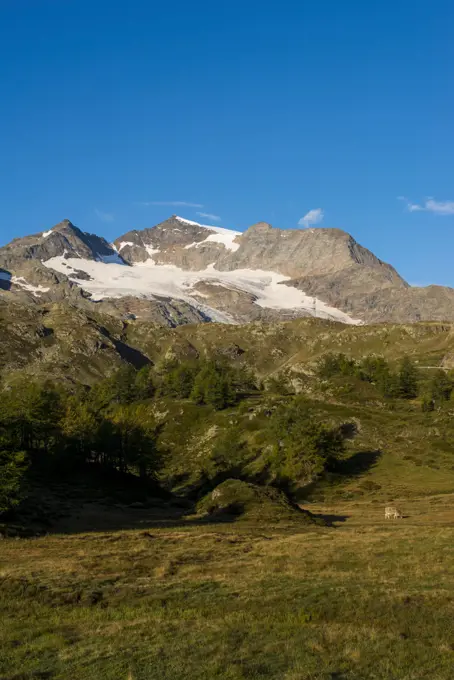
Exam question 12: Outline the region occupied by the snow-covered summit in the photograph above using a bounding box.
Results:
[173,216,242,253]
[174,215,241,235]
[1,214,411,326]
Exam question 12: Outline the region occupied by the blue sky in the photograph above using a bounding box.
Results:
[1,0,453,285]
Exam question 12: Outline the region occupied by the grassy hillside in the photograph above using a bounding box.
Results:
[145,391,454,502]
[3,300,454,385]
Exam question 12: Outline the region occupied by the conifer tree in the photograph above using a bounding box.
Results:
[430,369,453,403]
[398,357,419,399]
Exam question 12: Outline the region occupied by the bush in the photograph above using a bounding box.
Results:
[421,396,435,413]
[265,374,293,395]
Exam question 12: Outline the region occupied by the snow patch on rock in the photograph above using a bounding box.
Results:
[118,241,135,251]
[11,276,50,297]
[145,245,160,261]
[42,255,362,325]
[175,216,241,252]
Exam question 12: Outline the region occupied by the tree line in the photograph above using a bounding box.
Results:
[0,358,257,516]
[317,353,453,406]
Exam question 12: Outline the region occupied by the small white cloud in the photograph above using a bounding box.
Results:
[196,211,221,222]
[398,196,454,215]
[94,208,114,222]
[298,208,324,228]
[136,201,204,208]
[398,196,424,212]
[425,199,454,215]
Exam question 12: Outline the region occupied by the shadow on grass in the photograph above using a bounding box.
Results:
[295,449,383,503]
[311,513,349,527]
[24,502,242,536]
[329,449,382,477]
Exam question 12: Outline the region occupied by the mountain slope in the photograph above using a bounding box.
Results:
[3,297,454,386]
[1,214,454,325]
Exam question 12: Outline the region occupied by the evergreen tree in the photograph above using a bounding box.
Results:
[377,367,400,398]
[266,374,292,395]
[398,357,419,399]
[318,353,356,379]
[0,450,28,516]
[0,379,63,451]
[267,397,345,484]
[134,365,155,400]
[110,364,139,404]
[359,356,390,384]
[430,369,453,403]
[89,365,138,411]
[190,364,236,410]
[161,362,198,398]
[109,404,159,478]
[60,397,99,465]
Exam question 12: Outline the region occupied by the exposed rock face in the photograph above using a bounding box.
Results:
[114,215,242,271]
[115,216,403,283]
[1,214,454,325]
[0,219,125,307]
[214,222,405,281]
[283,273,454,324]
[0,219,122,267]
[94,296,210,326]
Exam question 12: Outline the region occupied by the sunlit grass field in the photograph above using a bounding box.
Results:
[2,493,454,680]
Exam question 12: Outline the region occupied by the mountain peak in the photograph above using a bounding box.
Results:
[52,219,75,230]
[247,221,273,231]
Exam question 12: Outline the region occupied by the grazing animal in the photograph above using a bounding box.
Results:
[385,506,402,519]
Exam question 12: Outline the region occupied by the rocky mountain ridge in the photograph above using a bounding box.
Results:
[1,215,454,325]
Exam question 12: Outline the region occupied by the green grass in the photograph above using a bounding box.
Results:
[2,495,454,680]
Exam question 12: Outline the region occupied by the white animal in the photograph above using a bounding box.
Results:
[385,506,402,519]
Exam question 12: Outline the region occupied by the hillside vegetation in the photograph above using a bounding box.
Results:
[3,305,454,678]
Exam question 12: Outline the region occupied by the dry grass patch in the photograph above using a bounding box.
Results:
[1,500,454,679]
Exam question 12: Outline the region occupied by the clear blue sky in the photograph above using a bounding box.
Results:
[1,0,453,285]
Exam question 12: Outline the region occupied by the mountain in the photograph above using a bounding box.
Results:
[1,214,454,325]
